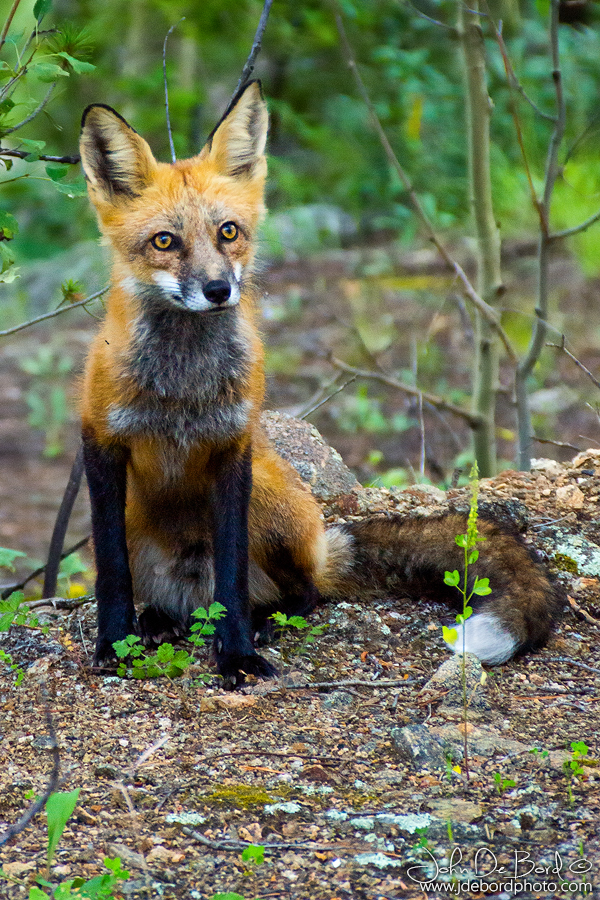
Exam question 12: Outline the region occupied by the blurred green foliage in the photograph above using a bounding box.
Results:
[2,0,600,272]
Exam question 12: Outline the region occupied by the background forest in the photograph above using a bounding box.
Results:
[3,0,600,494]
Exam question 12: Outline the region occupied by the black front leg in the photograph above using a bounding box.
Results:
[82,429,136,665]
[210,444,277,688]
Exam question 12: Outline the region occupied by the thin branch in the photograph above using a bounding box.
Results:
[228,0,274,112]
[2,82,56,136]
[0,698,60,846]
[43,444,85,598]
[531,435,581,453]
[300,376,356,419]
[547,335,600,391]
[332,4,517,365]
[0,149,80,164]
[0,0,23,51]
[402,0,456,30]
[330,355,484,428]
[0,287,108,338]
[550,207,600,242]
[1,535,91,600]
[163,19,185,164]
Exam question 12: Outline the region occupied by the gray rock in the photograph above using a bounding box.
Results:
[391,724,449,772]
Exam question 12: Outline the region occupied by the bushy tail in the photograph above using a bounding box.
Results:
[314,513,563,665]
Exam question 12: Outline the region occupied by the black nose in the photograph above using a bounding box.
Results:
[204,279,231,306]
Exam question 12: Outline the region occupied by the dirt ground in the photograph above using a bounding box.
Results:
[1,447,600,899]
[1,246,600,898]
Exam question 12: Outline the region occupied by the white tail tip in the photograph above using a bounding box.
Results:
[446,612,518,665]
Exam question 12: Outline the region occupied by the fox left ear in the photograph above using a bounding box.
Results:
[207,81,268,178]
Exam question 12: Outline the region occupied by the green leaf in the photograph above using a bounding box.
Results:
[45,164,68,182]
[30,62,69,83]
[286,615,308,630]
[103,856,130,879]
[443,569,460,587]
[211,894,246,900]
[0,547,26,571]
[454,534,468,548]
[468,549,479,564]
[55,52,96,74]
[571,740,589,756]
[241,843,265,865]
[207,601,227,619]
[156,643,174,663]
[18,139,46,152]
[28,888,50,900]
[0,210,18,240]
[442,625,458,645]
[472,578,491,596]
[46,788,80,867]
[271,611,288,626]
[33,0,53,21]
[51,178,88,197]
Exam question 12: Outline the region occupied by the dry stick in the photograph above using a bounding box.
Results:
[0,149,80,164]
[181,826,360,854]
[43,443,85,598]
[515,0,566,470]
[548,336,600,391]
[0,287,108,338]
[0,0,22,50]
[329,355,484,428]
[0,697,60,847]
[227,0,274,115]
[545,657,600,676]
[299,376,356,419]
[1,536,90,600]
[531,435,581,453]
[163,19,185,164]
[332,5,517,367]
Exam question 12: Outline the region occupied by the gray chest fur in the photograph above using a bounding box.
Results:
[107,300,253,445]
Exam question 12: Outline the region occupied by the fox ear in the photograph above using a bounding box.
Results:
[80,105,157,200]
[207,81,268,178]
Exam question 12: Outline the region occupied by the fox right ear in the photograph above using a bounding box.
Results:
[80,105,157,200]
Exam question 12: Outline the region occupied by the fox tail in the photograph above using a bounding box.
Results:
[315,512,563,665]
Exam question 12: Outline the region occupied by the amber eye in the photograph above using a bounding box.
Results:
[151,232,174,250]
[219,222,238,242]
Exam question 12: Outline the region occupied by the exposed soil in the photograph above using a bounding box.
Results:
[1,245,600,898]
[1,448,600,899]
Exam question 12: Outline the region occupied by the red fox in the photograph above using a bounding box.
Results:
[79,82,563,686]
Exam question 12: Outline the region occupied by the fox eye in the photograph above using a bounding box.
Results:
[219,222,238,242]
[151,232,174,251]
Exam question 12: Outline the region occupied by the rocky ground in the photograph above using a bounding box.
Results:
[1,417,600,900]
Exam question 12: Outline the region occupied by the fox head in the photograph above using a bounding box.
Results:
[80,82,268,313]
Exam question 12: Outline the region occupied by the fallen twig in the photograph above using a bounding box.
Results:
[0,693,60,846]
[545,657,600,675]
[568,595,600,626]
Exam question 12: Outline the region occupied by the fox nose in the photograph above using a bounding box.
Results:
[204,279,231,306]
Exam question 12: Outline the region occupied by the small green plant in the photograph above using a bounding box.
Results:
[210,894,247,900]
[189,601,227,648]
[113,602,227,679]
[0,547,47,685]
[241,843,265,875]
[529,746,549,760]
[20,345,73,458]
[442,463,491,653]
[563,740,589,805]
[493,771,517,795]
[270,610,327,653]
[113,636,193,679]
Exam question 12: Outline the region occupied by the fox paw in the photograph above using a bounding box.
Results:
[217,651,279,690]
[139,606,188,647]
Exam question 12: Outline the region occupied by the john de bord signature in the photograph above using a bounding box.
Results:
[406,846,593,885]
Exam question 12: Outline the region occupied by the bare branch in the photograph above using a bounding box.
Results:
[0,287,108,338]
[299,377,356,420]
[227,0,274,115]
[329,355,484,428]
[0,697,60,846]
[163,19,185,164]
[1,536,90,600]
[0,0,23,51]
[547,336,600,391]
[550,207,600,242]
[0,149,80,164]
[2,83,56,136]
[531,435,581,453]
[43,444,85,598]
[333,4,517,365]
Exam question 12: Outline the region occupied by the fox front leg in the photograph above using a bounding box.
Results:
[210,444,278,688]
[82,431,137,664]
